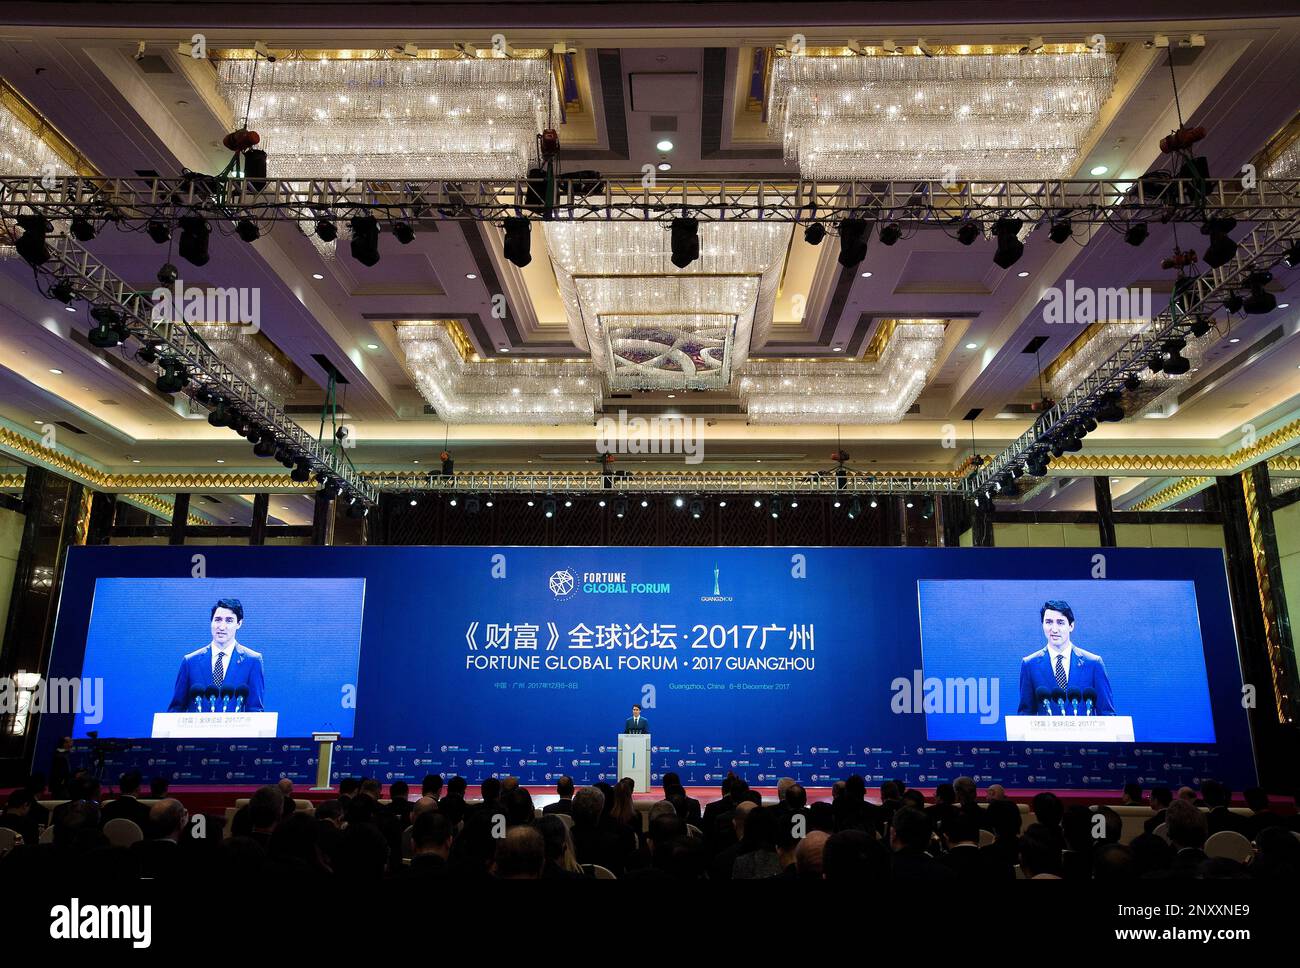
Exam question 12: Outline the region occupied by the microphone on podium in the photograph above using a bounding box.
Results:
[219,688,233,712]
[234,687,248,713]
[1035,687,1052,715]
[1082,688,1097,716]
[189,688,204,712]
[1050,688,1067,715]
[203,688,218,712]
[1067,688,1082,716]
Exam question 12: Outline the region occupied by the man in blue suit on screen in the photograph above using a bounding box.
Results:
[1016,599,1115,715]
[167,598,266,712]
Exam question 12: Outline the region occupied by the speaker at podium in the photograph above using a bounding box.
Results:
[617,733,651,793]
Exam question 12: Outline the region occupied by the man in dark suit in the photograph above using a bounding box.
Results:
[662,772,701,828]
[1202,780,1251,836]
[889,807,955,880]
[832,775,884,835]
[938,813,983,878]
[168,598,266,713]
[1158,800,1209,878]
[570,785,634,876]
[701,774,737,834]
[101,770,151,831]
[1145,786,1173,834]
[1017,600,1116,714]
[400,810,452,880]
[388,779,413,828]
[542,776,575,815]
[0,789,40,847]
[131,799,190,879]
[1242,787,1285,838]
[439,776,468,827]
[623,704,649,734]
[49,738,73,799]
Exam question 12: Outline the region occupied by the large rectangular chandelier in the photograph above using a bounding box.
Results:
[216,53,558,180]
[768,50,1118,180]
[543,222,792,391]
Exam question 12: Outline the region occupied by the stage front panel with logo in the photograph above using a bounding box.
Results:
[37,545,1255,790]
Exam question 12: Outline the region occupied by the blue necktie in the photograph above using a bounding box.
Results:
[213,651,226,690]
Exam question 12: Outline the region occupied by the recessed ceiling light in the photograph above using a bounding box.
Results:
[1017,270,1030,277]
[216,459,225,464]
[311,273,324,280]
[860,271,873,278]
[499,346,510,353]
[667,393,676,398]
[1229,337,1240,343]
[656,139,674,152]
[1090,165,1109,176]
[657,162,671,171]
[48,368,62,374]
[1279,303,1290,309]
[832,345,843,353]
[965,342,978,350]
[366,343,380,350]
[466,273,477,280]
[412,459,420,464]
[131,458,141,464]
[64,305,76,312]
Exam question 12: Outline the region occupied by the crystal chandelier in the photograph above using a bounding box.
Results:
[544,222,792,390]
[769,51,1117,180]
[738,321,945,423]
[1265,137,1300,179]
[216,53,558,180]
[396,323,600,423]
[0,93,75,259]
[192,324,298,407]
[1047,319,1203,418]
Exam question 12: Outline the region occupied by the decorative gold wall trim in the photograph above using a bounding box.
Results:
[1242,468,1296,724]
[74,488,92,545]
[0,473,24,490]
[1128,477,1210,511]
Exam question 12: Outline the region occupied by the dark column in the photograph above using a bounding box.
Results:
[972,498,994,547]
[939,494,969,547]
[1094,476,1117,547]
[311,492,335,546]
[249,493,270,546]
[86,492,117,545]
[169,493,190,546]
[1244,463,1297,720]
[879,497,902,546]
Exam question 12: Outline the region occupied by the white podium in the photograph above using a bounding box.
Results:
[151,711,278,738]
[1004,715,1134,742]
[617,733,651,793]
[312,731,341,790]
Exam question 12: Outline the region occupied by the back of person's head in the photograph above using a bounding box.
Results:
[740,804,776,849]
[668,793,688,820]
[148,798,187,840]
[1062,804,1095,852]
[1200,779,1227,808]
[422,773,444,797]
[336,821,388,879]
[784,783,807,809]
[536,814,575,868]
[808,801,835,834]
[390,780,409,801]
[149,776,168,798]
[824,829,888,881]
[730,777,750,800]
[843,774,866,799]
[1128,832,1175,875]
[648,799,676,824]
[1093,805,1123,845]
[647,814,686,865]
[54,799,101,848]
[556,775,575,798]
[1243,787,1269,812]
[493,825,545,879]
[935,782,956,805]
[501,787,536,827]
[1094,843,1137,881]
[338,777,360,796]
[248,785,284,831]
[480,776,502,802]
[831,780,846,800]
[1031,791,1064,828]
[1253,825,1300,877]
[900,789,925,811]
[359,778,382,800]
[986,799,1022,840]
[891,807,933,851]
[721,772,735,795]
[953,776,977,805]
[664,835,708,880]
[118,770,143,796]
[1122,782,1143,802]
[5,789,33,811]
[572,786,605,826]
[942,812,979,846]
[411,810,452,852]
[411,796,438,819]
[314,800,343,824]
[268,811,320,866]
[795,830,830,877]
[447,775,467,797]
[1151,786,1173,808]
[880,780,901,802]
[1019,823,1063,877]
[1165,799,1208,850]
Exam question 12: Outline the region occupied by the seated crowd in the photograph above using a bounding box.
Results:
[1,768,1297,882]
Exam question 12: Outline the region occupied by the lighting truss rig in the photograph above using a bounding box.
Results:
[369,470,967,496]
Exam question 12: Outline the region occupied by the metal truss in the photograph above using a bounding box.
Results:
[971,208,1300,493]
[368,470,967,495]
[3,174,1300,225]
[31,234,377,503]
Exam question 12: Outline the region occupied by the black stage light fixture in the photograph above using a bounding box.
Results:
[1200,217,1238,269]
[670,216,700,269]
[1148,352,1165,373]
[614,498,627,519]
[193,386,216,406]
[241,420,262,443]
[146,220,171,245]
[346,497,370,519]
[1051,442,1065,458]
[992,218,1024,269]
[69,215,96,242]
[1124,222,1149,247]
[50,279,75,304]
[1160,337,1191,375]
[1243,272,1277,314]
[847,498,861,520]
[689,499,703,519]
[1190,315,1212,338]
[956,220,980,246]
[137,342,160,365]
[274,447,291,466]
[157,262,179,286]
[207,399,230,428]
[768,497,781,519]
[1097,393,1126,422]
[837,218,869,267]
[242,147,267,189]
[392,222,416,245]
[1222,290,1244,314]
[178,215,211,266]
[290,459,312,483]
[349,215,381,267]
[88,306,127,348]
[253,433,278,458]
[465,496,481,515]
[15,214,53,266]
[156,358,188,394]
[1048,218,1072,244]
[235,218,260,243]
[320,478,341,500]
[1080,415,1098,433]
[1123,374,1142,392]
[803,222,827,246]
[879,221,902,246]
[502,216,532,268]
[1284,238,1300,269]
[315,218,338,243]
[543,499,556,519]
[1060,432,1083,453]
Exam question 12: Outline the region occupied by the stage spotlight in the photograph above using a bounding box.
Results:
[543,499,556,519]
[614,498,627,518]
[905,498,915,509]
[207,399,230,428]
[847,498,861,520]
[156,358,188,394]
[349,216,381,267]
[640,499,650,508]
[146,220,171,245]
[69,216,96,242]
[1080,416,1098,433]
[1048,218,1072,244]
[803,222,827,246]
[275,447,292,466]
[392,222,416,245]
[1189,315,1213,338]
[956,221,980,246]
[155,261,179,286]
[503,216,532,268]
[315,219,338,243]
[670,217,700,269]
[690,499,703,519]
[1200,217,1238,269]
[868,497,878,509]
[448,497,458,508]
[253,433,278,458]
[718,499,727,508]
[673,496,685,508]
[1243,272,1276,314]
[465,496,480,514]
[139,343,161,365]
[769,497,781,519]
[346,498,370,519]
[1097,393,1126,422]
[88,306,128,348]
[879,222,902,246]
[242,147,267,189]
[752,499,762,508]
[320,478,341,501]
[178,215,211,266]
[1285,238,1300,269]
[50,279,75,304]
[1060,432,1083,453]
[1222,290,1244,314]
[1124,374,1142,392]
[1124,222,1149,247]
[15,214,53,266]
[1051,442,1065,458]
[290,459,312,483]
[235,219,261,243]
[837,218,869,267]
[992,218,1024,269]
